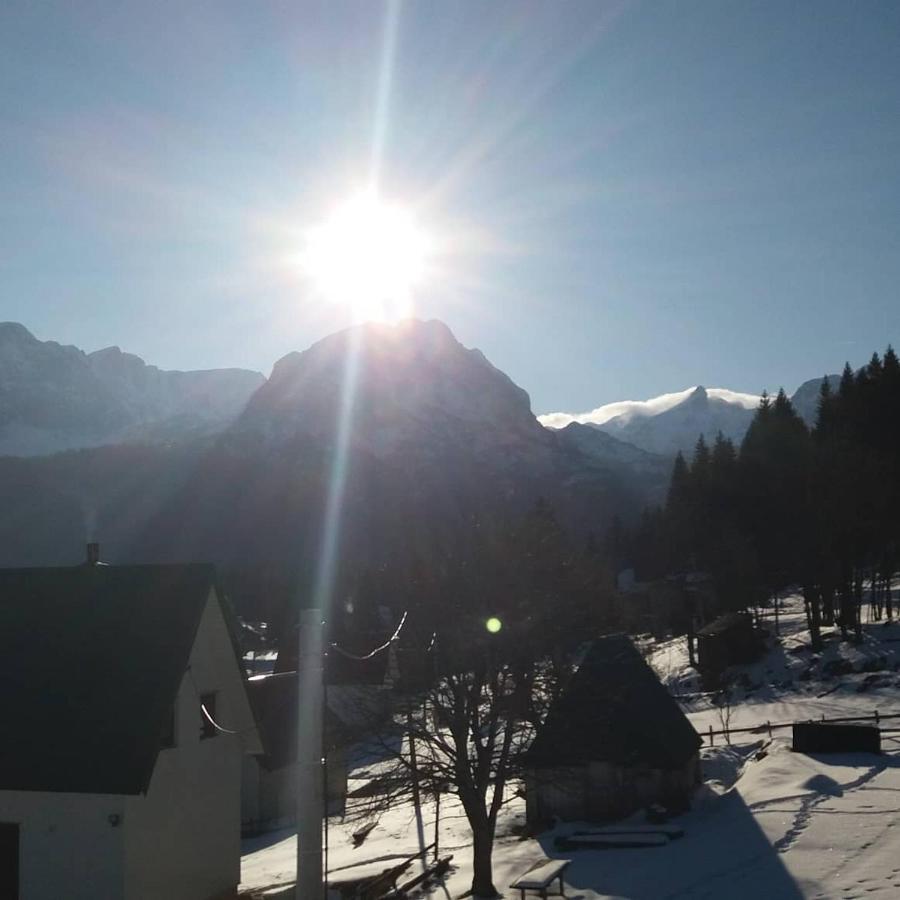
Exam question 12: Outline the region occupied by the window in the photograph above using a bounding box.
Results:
[200,692,218,740]
[159,703,176,749]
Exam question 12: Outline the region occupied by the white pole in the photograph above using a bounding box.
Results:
[297,608,324,900]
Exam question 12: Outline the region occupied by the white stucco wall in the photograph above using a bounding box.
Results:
[0,789,126,899]
[124,590,257,900]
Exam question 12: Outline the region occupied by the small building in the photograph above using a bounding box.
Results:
[241,672,354,833]
[242,641,393,834]
[0,555,260,900]
[525,634,701,826]
[696,611,765,689]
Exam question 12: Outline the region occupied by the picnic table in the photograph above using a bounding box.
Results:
[509,857,571,899]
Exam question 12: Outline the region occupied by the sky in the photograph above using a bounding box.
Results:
[2,0,899,416]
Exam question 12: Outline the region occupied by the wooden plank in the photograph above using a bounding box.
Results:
[573,825,684,839]
[567,833,667,847]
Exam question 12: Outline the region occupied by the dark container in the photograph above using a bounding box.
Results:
[792,723,881,754]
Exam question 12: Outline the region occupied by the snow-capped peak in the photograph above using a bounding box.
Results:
[539,385,762,431]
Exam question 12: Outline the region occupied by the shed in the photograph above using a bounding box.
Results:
[696,612,765,688]
[525,635,701,825]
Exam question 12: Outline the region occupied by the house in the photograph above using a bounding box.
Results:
[0,552,261,900]
[525,634,701,826]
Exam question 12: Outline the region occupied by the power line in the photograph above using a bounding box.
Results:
[329,610,408,660]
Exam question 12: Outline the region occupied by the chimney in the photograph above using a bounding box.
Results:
[86,542,100,566]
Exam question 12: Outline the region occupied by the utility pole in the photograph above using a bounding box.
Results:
[297,608,324,900]
[406,705,428,871]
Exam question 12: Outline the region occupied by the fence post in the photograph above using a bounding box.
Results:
[709,724,714,747]
[876,709,880,725]
[767,721,772,738]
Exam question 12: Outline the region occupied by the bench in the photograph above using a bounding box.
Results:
[509,858,571,899]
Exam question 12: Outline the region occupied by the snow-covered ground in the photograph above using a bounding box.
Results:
[241,592,900,898]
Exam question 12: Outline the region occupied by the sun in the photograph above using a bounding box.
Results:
[301,191,431,322]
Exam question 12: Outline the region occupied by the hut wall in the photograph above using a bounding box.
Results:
[527,754,700,825]
[525,767,589,824]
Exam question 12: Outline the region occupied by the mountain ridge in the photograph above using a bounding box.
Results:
[0,319,667,571]
[0,322,265,456]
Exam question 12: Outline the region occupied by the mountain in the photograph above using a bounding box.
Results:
[540,377,839,456]
[551,421,671,490]
[0,322,264,456]
[0,320,666,574]
[597,386,758,456]
[136,320,668,566]
[540,386,760,456]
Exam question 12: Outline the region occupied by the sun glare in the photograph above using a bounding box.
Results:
[301,191,430,322]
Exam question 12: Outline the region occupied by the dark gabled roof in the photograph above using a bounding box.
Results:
[0,563,217,795]
[526,634,700,770]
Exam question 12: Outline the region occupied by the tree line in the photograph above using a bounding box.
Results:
[628,346,900,649]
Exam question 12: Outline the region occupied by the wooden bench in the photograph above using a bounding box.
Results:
[509,858,571,899]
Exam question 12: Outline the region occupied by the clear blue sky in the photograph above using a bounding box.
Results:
[2,1,899,414]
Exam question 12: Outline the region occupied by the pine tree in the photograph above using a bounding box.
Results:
[814,376,835,440]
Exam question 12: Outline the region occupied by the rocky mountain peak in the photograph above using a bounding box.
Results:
[242,319,538,447]
[686,385,708,404]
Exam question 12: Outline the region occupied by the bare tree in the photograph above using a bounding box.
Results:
[713,687,734,744]
[346,632,571,896]
[343,501,606,898]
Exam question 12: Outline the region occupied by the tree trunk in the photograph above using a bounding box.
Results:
[853,569,864,641]
[886,572,894,621]
[838,577,852,641]
[470,820,499,898]
[803,584,822,651]
[821,579,835,626]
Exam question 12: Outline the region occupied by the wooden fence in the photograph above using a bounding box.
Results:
[702,709,900,746]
